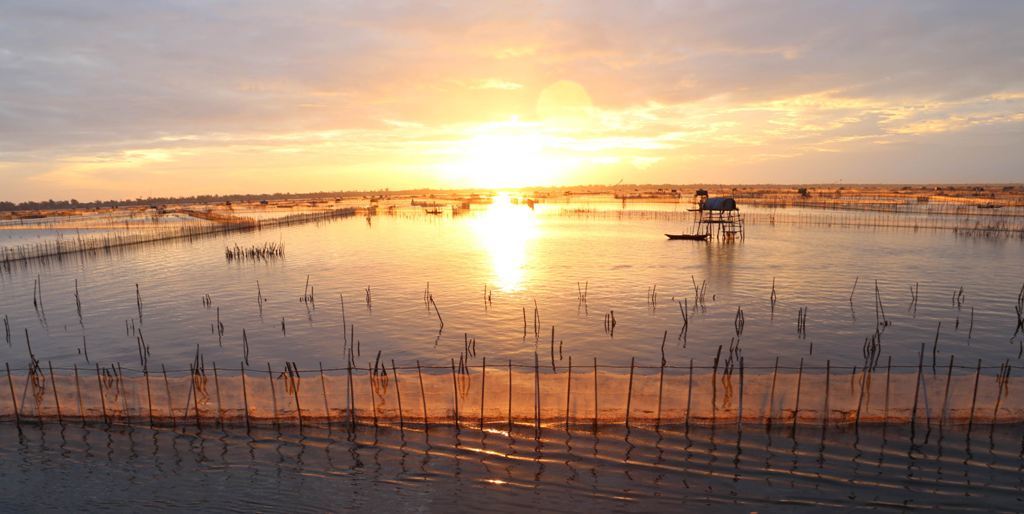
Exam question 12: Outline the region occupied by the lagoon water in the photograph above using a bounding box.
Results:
[0,196,1021,371]
[1,195,1023,510]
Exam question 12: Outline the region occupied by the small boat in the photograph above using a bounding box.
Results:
[665,233,709,241]
[424,208,443,215]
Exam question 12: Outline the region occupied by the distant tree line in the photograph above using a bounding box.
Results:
[0,191,386,212]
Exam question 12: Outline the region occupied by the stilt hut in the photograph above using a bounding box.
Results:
[691,191,744,239]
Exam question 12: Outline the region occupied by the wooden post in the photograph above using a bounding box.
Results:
[768,357,779,428]
[5,363,20,432]
[656,356,665,431]
[391,360,403,431]
[940,355,954,429]
[480,357,486,430]
[115,363,129,425]
[822,360,830,431]
[625,357,635,430]
[711,346,721,424]
[911,343,924,437]
[883,356,892,427]
[450,358,460,430]
[347,359,356,432]
[213,362,223,428]
[685,359,693,431]
[290,363,303,431]
[240,362,251,432]
[508,359,513,432]
[144,367,154,427]
[96,363,109,425]
[188,364,201,430]
[854,362,866,432]
[565,356,572,430]
[593,357,599,433]
[267,362,279,430]
[367,363,377,429]
[967,358,982,436]
[792,357,803,436]
[533,353,540,436]
[738,357,744,432]
[74,364,84,425]
[417,360,428,431]
[47,361,62,424]
[319,362,331,427]
[162,364,175,428]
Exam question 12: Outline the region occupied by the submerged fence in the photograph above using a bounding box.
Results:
[0,207,360,267]
[2,357,1021,434]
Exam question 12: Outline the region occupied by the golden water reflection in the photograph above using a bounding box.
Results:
[468,192,539,291]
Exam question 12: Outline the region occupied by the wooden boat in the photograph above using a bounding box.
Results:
[665,233,709,241]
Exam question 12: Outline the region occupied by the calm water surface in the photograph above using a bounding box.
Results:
[0,197,1021,371]
[1,197,1023,511]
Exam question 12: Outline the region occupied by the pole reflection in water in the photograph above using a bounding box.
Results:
[0,423,1020,511]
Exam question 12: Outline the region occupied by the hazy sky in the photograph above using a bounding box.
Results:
[1,1,1023,201]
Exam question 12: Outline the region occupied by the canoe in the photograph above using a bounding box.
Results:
[665,233,709,241]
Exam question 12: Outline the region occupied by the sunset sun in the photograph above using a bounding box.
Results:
[443,123,570,188]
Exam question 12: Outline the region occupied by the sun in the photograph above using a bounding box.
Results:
[443,123,566,189]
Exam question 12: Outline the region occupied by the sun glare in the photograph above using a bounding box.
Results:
[443,122,570,188]
[468,192,538,291]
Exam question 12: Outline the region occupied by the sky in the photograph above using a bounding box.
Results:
[1,0,1023,201]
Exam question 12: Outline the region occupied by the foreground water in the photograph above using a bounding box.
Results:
[1,423,1022,512]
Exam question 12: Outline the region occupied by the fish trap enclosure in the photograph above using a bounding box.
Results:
[3,357,1022,434]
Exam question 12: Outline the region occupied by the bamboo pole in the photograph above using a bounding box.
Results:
[96,363,109,425]
[822,360,830,431]
[508,359,513,431]
[940,355,954,429]
[480,357,486,430]
[319,362,331,427]
[685,359,693,431]
[911,343,925,437]
[738,357,744,432]
[47,361,62,424]
[417,360,428,431]
[267,362,279,430]
[768,357,779,428]
[450,358,459,430]
[391,360,403,431]
[162,364,175,428]
[367,363,377,429]
[189,364,201,430]
[565,355,572,430]
[144,367,154,428]
[240,362,251,432]
[347,359,355,432]
[291,363,303,431]
[792,357,804,436]
[593,357,599,433]
[968,358,982,436]
[213,362,223,428]
[656,356,665,431]
[625,357,635,430]
[883,356,892,427]
[74,364,84,425]
[5,363,20,432]
[533,353,540,436]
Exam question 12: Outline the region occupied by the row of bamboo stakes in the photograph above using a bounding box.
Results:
[3,350,1013,444]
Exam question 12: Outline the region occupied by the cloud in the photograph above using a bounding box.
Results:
[1,0,1023,200]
